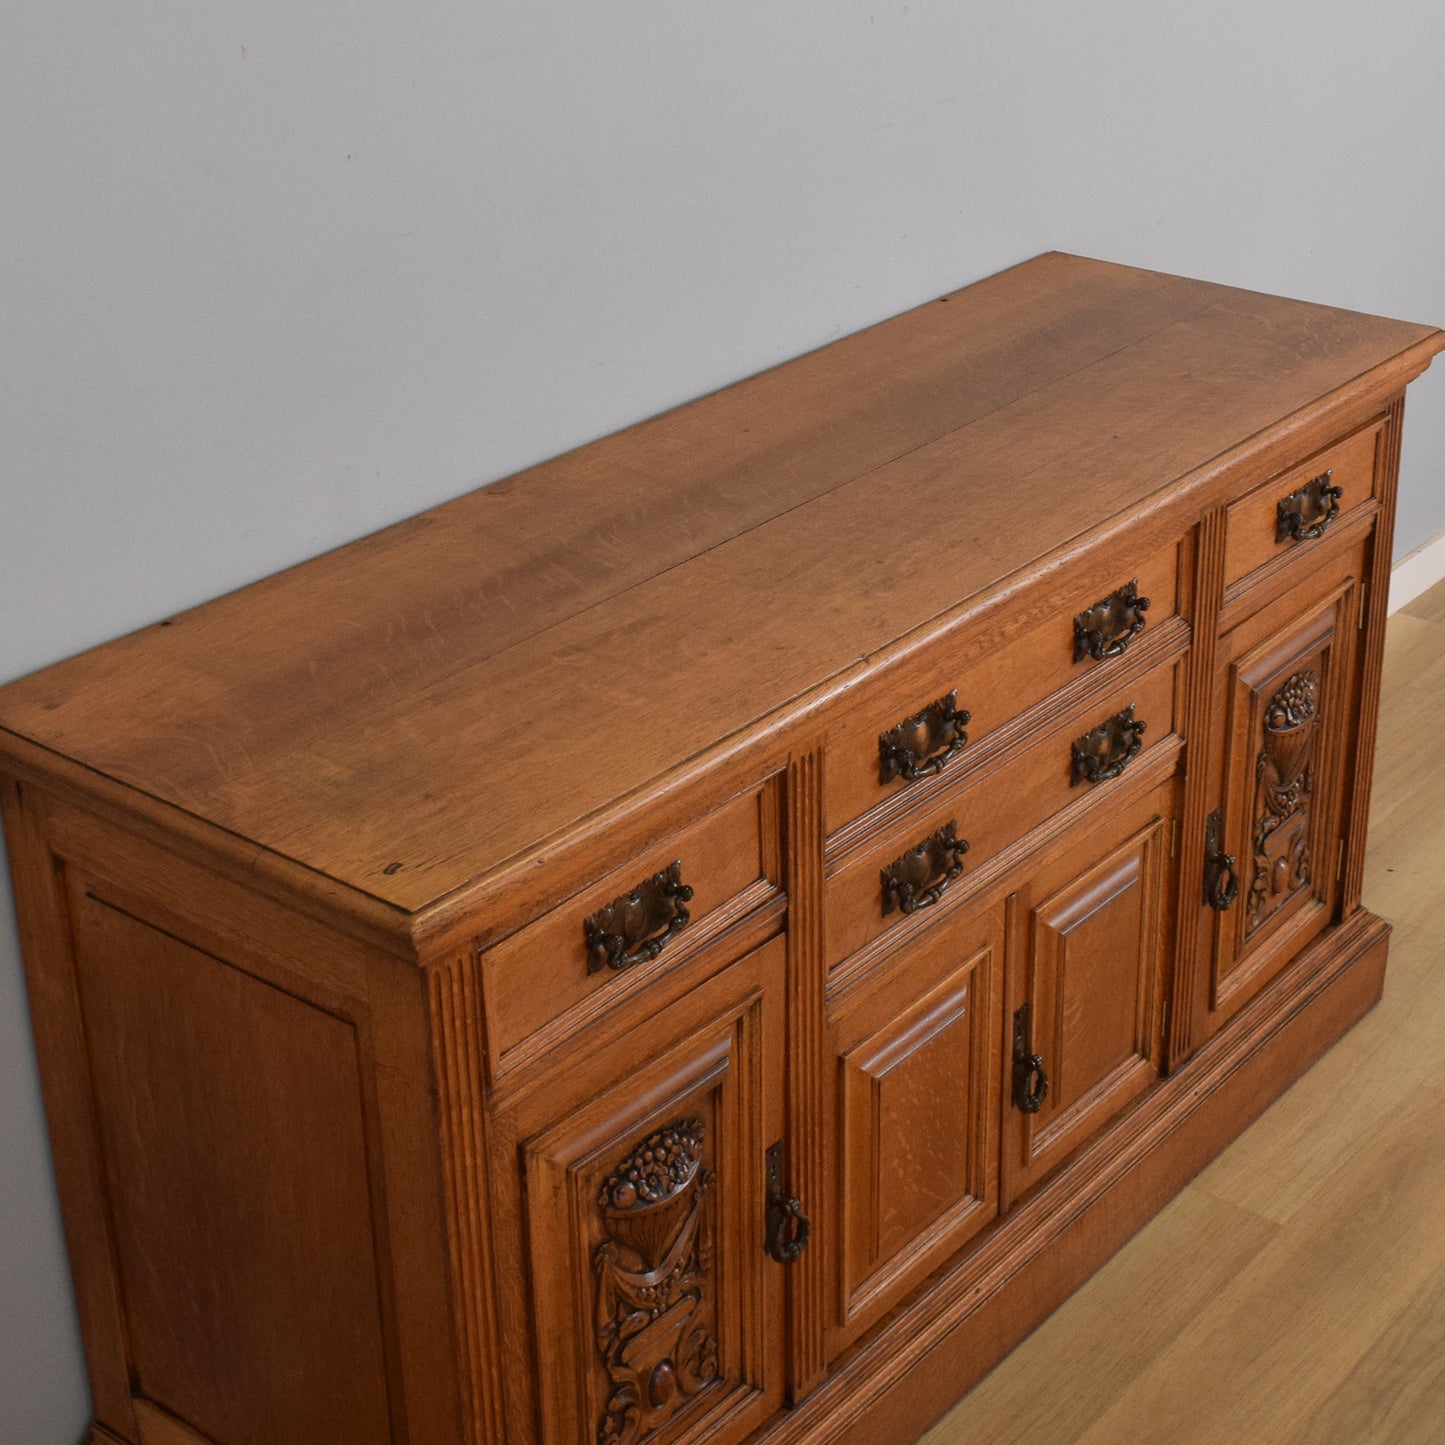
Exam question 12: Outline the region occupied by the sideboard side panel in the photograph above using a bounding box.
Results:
[67,882,395,1445]
[2,781,137,1442]
[0,779,452,1445]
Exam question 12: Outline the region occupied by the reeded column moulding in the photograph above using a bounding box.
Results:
[0,253,1440,1445]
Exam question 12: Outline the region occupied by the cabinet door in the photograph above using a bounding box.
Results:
[1003,778,1177,1205]
[826,899,1003,1356]
[492,936,787,1445]
[1200,537,1367,1037]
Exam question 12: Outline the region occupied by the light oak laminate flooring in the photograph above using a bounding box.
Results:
[922,581,1445,1445]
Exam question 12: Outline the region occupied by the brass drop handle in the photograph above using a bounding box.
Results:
[1012,1005,1049,1115]
[764,1142,810,1264]
[881,820,970,916]
[583,861,693,973]
[1203,808,1239,911]
[1070,704,1146,786]
[1074,580,1150,662]
[1276,469,1342,543]
[879,690,970,784]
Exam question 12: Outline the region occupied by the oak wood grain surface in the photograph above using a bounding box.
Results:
[0,255,1438,916]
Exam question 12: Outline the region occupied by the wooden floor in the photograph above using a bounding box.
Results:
[922,580,1445,1445]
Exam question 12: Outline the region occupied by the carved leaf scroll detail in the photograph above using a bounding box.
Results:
[1246,669,1319,934]
[593,1119,719,1445]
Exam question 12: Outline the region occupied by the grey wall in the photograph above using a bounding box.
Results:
[4,3,1443,1437]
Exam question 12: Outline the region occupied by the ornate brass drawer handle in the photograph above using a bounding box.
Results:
[1276,468,1342,543]
[879,690,971,784]
[764,1142,810,1264]
[880,820,970,916]
[1073,579,1150,662]
[1203,808,1239,910]
[584,860,694,973]
[1070,704,1146,786]
[1012,1005,1049,1115]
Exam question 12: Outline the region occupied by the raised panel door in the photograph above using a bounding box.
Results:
[1003,778,1177,1205]
[491,935,787,1445]
[1199,535,1368,1038]
[826,900,1003,1355]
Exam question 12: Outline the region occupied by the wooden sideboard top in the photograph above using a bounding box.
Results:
[2,253,1440,918]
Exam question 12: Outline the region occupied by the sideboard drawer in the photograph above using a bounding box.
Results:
[1223,418,1384,594]
[823,536,1182,841]
[481,785,778,1081]
[825,654,1184,970]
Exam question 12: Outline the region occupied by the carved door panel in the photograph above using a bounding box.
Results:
[825,898,1003,1357]
[1003,777,1177,1205]
[494,936,786,1445]
[1200,539,1366,1037]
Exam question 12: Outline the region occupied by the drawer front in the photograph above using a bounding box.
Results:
[1223,419,1383,593]
[823,535,1181,841]
[825,655,1183,970]
[481,785,778,1080]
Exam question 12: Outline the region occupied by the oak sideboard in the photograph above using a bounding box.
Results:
[3,253,1441,1445]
